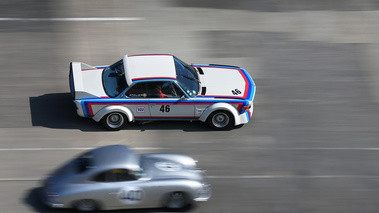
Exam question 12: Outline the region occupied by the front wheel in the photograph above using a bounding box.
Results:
[75,199,98,212]
[165,192,191,210]
[101,112,126,131]
[207,110,234,130]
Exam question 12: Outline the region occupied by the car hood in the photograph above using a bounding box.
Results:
[45,158,83,183]
[141,153,203,181]
[196,65,255,101]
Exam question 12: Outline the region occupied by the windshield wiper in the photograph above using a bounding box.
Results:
[179,74,200,83]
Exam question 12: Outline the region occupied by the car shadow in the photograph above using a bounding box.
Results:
[25,187,194,213]
[29,93,215,132]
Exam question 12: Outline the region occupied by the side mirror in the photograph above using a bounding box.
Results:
[180,95,188,101]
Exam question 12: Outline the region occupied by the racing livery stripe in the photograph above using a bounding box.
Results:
[195,65,254,101]
[81,66,107,71]
[245,110,251,122]
[86,102,149,117]
[132,77,176,82]
[83,100,246,117]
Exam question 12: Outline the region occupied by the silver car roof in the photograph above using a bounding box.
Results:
[86,145,141,171]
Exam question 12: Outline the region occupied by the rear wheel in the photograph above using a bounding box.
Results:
[207,110,234,130]
[101,112,126,131]
[75,199,98,212]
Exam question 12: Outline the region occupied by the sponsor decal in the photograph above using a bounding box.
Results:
[136,106,145,113]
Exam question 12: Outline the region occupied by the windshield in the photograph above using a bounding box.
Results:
[75,151,94,173]
[102,60,128,97]
[174,57,200,97]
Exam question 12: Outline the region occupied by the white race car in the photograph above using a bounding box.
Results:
[69,54,256,130]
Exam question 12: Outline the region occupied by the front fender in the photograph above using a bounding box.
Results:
[198,103,239,125]
[92,106,134,122]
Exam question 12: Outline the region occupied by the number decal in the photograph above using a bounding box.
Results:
[232,89,242,95]
[120,190,143,201]
[159,105,170,112]
[118,187,144,204]
[136,106,145,113]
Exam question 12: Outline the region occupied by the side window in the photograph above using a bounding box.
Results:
[93,169,136,182]
[125,83,147,98]
[147,81,185,98]
[171,83,185,97]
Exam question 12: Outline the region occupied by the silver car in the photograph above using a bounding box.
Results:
[40,145,211,211]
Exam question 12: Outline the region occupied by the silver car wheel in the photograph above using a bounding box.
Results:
[166,192,187,209]
[106,112,124,129]
[75,199,97,211]
[212,112,229,128]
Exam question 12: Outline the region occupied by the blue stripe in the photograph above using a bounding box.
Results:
[132,78,176,83]
[95,66,107,69]
[245,111,250,122]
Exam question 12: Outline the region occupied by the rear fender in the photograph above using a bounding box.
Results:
[198,103,239,125]
[92,106,134,122]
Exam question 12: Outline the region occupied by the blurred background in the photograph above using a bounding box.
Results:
[1,0,379,212]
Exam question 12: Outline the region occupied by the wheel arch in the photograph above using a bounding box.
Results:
[162,190,194,209]
[71,198,104,211]
[198,102,239,125]
[92,105,134,123]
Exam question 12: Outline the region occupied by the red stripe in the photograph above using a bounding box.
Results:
[88,103,149,116]
[88,102,243,117]
[237,69,249,99]
[197,66,249,99]
[132,77,176,81]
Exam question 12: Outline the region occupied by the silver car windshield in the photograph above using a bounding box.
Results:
[75,151,94,173]
[174,57,200,97]
[102,60,128,97]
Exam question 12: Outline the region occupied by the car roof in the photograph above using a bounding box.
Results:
[123,54,177,85]
[88,145,140,171]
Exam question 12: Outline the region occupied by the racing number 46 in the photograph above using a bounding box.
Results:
[160,105,170,113]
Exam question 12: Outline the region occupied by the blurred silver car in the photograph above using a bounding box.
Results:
[40,145,211,211]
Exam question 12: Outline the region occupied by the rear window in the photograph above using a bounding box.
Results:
[102,60,128,97]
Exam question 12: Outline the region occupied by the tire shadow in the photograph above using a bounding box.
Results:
[25,187,194,213]
[29,93,219,132]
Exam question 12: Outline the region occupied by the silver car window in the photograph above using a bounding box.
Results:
[93,169,136,182]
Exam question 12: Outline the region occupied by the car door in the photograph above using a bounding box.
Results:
[123,82,150,119]
[147,81,195,119]
[92,168,164,209]
[91,169,149,209]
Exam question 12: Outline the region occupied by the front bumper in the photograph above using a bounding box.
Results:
[39,187,65,208]
[194,183,212,202]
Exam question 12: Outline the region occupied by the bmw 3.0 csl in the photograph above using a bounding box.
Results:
[40,145,211,211]
[69,54,256,130]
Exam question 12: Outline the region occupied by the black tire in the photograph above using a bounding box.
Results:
[165,192,191,210]
[101,112,126,131]
[75,199,98,212]
[207,110,234,130]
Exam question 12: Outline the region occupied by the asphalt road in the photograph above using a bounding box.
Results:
[1,0,379,212]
